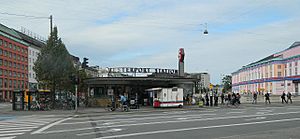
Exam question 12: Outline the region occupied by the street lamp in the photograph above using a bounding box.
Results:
[203,23,208,35]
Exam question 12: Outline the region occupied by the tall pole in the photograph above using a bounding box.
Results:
[49,15,53,35]
[75,84,78,112]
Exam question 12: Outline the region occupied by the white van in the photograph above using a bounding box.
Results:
[146,87,183,108]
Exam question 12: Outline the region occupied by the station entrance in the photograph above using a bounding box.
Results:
[85,77,196,107]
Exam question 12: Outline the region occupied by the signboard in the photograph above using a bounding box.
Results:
[178,48,185,62]
[107,67,178,75]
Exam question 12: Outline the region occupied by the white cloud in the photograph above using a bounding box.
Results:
[1,0,300,84]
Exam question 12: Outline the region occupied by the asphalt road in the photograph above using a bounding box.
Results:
[2,104,300,139]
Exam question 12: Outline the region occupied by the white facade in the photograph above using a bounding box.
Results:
[200,73,210,88]
[28,46,40,89]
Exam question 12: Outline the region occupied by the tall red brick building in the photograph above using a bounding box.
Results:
[0,24,28,101]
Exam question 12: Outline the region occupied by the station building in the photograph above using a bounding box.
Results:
[232,42,300,95]
[85,68,197,107]
[84,48,200,107]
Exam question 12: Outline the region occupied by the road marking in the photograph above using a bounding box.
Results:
[226,111,245,114]
[0,129,31,134]
[0,133,24,137]
[31,116,75,134]
[72,110,217,121]
[102,121,135,126]
[245,117,266,121]
[95,117,300,139]
[38,111,300,134]
[0,136,17,139]
[59,113,211,125]
[0,121,47,126]
[0,126,37,131]
[177,118,188,120]
[77,128,123,136]
[258,109,273,112]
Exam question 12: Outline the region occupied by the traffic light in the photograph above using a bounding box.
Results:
[82,57,89,68]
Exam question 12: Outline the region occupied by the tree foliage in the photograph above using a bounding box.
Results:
[34,27,75,92]
[222,75,232,93]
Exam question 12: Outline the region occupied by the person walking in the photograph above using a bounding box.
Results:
[209,90,213,107]
[201,93,206,106]
[214,92,218,106]
[281,92,287,104]
[220,93,225,105]
[265,92,271,104]
[236,93,241,104]
[252,92,257,104]
[205,93,209,106]
[287,92,293,104]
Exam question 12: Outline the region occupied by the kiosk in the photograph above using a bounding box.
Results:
[12,90,25,111]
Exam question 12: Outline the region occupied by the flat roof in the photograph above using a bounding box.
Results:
[84,77,197,85]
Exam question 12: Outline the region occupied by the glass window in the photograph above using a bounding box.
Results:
[0,39,2,46]
[0,78,2,87]
[278,65,281,69]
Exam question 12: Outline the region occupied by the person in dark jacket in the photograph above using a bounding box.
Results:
[265,92,271,104]
[281,92,287,104]
[287,92,292,104]
[252,92,257,104]
[205,93,209,106]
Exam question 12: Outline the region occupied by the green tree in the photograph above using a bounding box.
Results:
[34,27,75,102]
[222,75,232,93]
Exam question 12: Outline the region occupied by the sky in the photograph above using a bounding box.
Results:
[1,0,300,84]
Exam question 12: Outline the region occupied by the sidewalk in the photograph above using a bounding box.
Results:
[1,100,300,116]
[240,95,300,104]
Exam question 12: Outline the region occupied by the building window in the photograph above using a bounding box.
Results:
[278,72,282,77]
[0,39,2,46]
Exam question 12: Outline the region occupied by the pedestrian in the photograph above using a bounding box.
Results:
[186,94,190,105]
[201,93,206,105]
[205,93,209,106]
[281,92,287,104]
[252,92,257,104]
[220,93,225,105]
[214,92,218,106]
[287,92,293,104]
[236,93,241,104]
[209,91,213,107]
[231,93,237,105]
[265,92,271,104]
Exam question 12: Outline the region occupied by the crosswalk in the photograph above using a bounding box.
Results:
[0,115,63,139]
